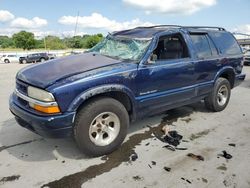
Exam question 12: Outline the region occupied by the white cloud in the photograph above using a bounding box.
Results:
[232,24,250,39]
[0,10,14,22]
[0,28,87,39]
[33,30,87,39]
[123,0,216,15]
[10,17,48,29]
[58,13,153,31]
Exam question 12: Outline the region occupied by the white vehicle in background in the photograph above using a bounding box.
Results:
[1,54,21,63]
[244,50,250,65]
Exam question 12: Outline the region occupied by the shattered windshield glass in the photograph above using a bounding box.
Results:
[89,35,151,61]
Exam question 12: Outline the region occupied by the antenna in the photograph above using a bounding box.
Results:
[74,11,79,37]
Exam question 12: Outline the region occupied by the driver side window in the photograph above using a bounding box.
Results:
[153,34,189,61]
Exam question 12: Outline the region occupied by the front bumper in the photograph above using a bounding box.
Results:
[234,73,246,87]
[9,94,75,138]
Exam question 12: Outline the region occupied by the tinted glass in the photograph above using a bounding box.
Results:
[210,32,242,55]
[190,34,212,58]
[207,36,218,56]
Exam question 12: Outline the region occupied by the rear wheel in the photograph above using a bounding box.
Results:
[40,58,45,62]
[205,77,231,112]
[74,97,129,157]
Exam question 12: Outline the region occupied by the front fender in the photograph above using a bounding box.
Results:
[67,84,137,116]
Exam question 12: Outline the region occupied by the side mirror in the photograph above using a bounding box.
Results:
[148,54,157,64]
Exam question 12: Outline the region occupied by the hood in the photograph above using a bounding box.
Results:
[17,53,123,88]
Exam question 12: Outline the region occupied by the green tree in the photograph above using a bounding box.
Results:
[35,39,45,49]
[45,36,66,50]
[0,36,14,48]
[63,36,83,49]
[12,31,36,50]
[85,34,103,48]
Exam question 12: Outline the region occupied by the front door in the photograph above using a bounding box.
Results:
[135,33,196,116]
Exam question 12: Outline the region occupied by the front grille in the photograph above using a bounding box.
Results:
[16,80,30,108]
[16,80,28,95]
[17,97,28,106]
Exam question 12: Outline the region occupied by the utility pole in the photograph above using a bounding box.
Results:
[44,37,47,52]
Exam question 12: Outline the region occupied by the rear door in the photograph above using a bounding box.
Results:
[189,33,220,96]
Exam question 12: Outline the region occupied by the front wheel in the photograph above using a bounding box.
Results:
[22,59,27,64]
[74,97,129,157]
[4,59,10,63]
[205,77,231,112]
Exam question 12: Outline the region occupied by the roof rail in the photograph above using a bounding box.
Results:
[136,25,182,29]
[182,26,225,31]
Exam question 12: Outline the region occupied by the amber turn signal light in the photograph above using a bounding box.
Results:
[33,104,60,114]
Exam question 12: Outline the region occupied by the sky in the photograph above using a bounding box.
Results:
[0,0,249,38]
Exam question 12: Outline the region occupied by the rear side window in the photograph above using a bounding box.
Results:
[210,32,242,55]
[190,34,213,58]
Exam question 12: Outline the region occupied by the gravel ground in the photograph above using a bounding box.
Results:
[0,63,250,188]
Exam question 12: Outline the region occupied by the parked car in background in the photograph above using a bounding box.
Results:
[1,54,20,63]
[244,50,250,65]
[19,53,49,64]
[10,25,245,156]
[48,53,56,60]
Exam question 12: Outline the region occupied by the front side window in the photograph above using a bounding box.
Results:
[153,34,189,61]
[89,35,151,61]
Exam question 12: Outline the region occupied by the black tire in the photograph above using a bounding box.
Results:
[22,59,27,64]
[205,77,231,112]
[74,97,129,157]
[4,59,10,63]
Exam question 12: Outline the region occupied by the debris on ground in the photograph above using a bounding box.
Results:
[151,161,156,165]
[181,177,192,184]
[181,117,192,123]
[218,150,233,159]
[163,131,183,146]
[163,166,171,172]
[189,129,210,141]
[202,178,208,183]
[145,142,150,146]
[162,125,170,135]
[132,175,143,181]
[148,164,152,169]
[217,164,227,171]
[101,155,108,161]
[175,147,188,150]
[228,143,236,147]
[130,153,138,161]
[163,145,175,151]
[0,175,20,184]
[187,153,205,161]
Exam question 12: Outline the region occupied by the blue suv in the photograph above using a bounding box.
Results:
[9,25,245,156]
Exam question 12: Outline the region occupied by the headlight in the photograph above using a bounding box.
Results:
[27,86,55,102]
[27,86,60,113]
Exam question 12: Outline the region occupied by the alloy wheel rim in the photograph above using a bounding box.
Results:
[217,85,228,106]
[89,112,120,146]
